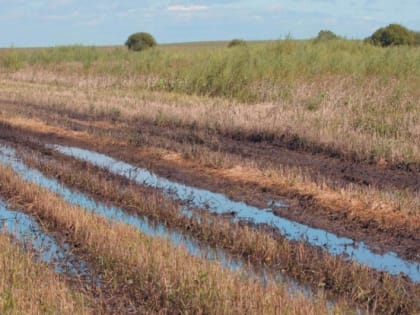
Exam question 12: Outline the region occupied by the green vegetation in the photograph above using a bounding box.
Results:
[125,32,157,51]
[227,39,247,48]
[0,35,419,164]
[1,39,418,102]
[0,30,420,313]
[415,31,420,46]
[367,24,416,47]
[314,30,339,42]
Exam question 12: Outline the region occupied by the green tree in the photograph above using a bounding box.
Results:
[414,32,420,46]
[315,30,339,42]
[125,32,157,51]
[368,24,415,47]
[227,39,247,48]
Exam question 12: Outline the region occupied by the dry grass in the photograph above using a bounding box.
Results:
[0,233,91,315]
[0,165,344,315]
[0,62,419,165]
[1,38,419,315]
[1,112,419,228]
[13,147,420,314]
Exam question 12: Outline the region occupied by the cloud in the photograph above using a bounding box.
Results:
[40,11,80,21]
[167,5,208,12]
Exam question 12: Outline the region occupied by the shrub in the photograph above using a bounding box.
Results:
[125,32,157,52]
[315,30,339,42]
[414,32,420,46]
[368,24,415,47]
[228,39,246,48]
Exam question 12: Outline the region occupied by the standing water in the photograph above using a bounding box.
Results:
[0,199,91,276]
[51,144,420,283]
[0,144,307,293]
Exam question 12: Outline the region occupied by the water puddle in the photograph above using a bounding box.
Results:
[0,199,91,277]
[50,145,420,283]
[0,144,306,293]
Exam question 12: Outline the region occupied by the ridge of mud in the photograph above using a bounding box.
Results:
[1,98,419,186]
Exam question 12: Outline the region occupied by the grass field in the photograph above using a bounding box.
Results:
[0,40,419,314]
[1,40,419,165]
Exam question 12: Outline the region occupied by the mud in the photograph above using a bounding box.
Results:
[0,116,419,314]
[1,98,418,190]
[128,118,420,191]
[0,199,92,277]
[0,120,418,262]
[0,143,310,294]
[51,144,420,282]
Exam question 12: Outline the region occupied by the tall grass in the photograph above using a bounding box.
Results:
[1,41,419,101]
[0,40,419,164]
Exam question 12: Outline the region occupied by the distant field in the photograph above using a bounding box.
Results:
[0,40,419,165]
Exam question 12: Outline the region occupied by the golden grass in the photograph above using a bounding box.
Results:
[0,67,419,165]
[0,41,418,314]
[0,165,343,315]
[1,112,419,230]
[18,147,420,314]
[0,233,91,314]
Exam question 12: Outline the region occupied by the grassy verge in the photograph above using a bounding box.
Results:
[11,146,420,314]
[0,233,91,314]
[0,164,343,314]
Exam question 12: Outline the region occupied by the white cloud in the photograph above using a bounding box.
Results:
[167,5,208,12]
[41,10,80,21]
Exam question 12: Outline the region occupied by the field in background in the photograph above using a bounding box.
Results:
[2,40,419,91]
[0,40,419,165]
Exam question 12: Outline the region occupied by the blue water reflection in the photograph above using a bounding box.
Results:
[0,199,91,276]
[51,145,420,283]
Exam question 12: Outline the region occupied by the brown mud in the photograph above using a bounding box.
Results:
[1,97,419,187]
[0,115,419,262]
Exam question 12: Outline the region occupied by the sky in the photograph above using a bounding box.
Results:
[0,0,419,47]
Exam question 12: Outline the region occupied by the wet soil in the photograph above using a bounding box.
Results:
[131,119,420,191]
[1,97,419,191]
[0,118,419,262]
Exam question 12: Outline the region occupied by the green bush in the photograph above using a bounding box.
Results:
[414,32,420,46]
[368,24,415,47]
[125,32,157,52]
[314,30,339,42]
[227,39,246,48]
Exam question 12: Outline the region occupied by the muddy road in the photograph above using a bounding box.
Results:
[1,101,420,313]
[1,97,419,191]
[0,117,419,262]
